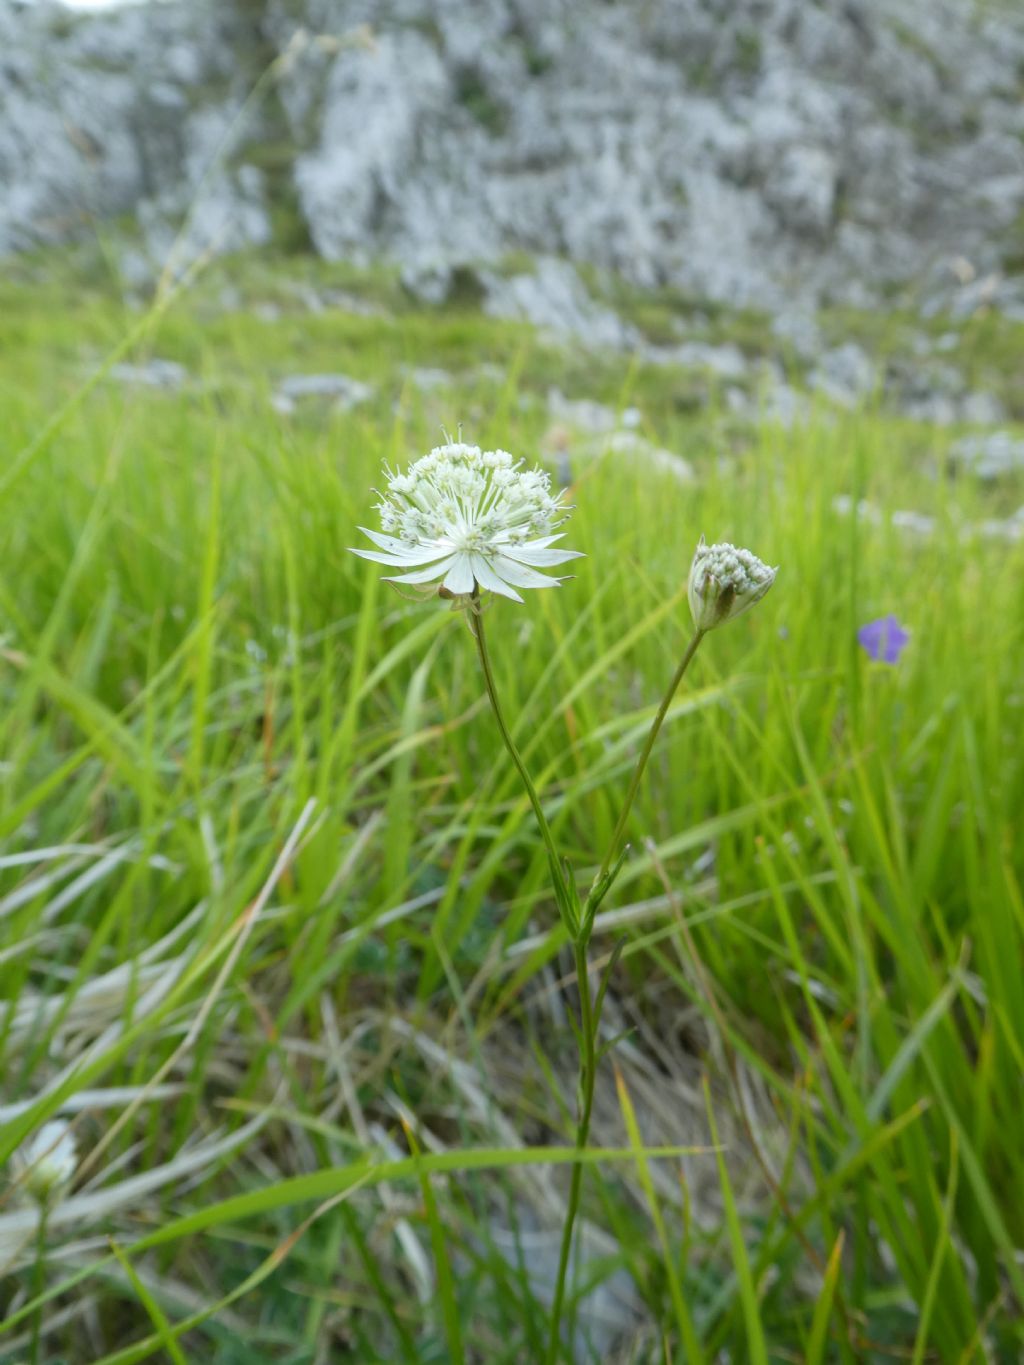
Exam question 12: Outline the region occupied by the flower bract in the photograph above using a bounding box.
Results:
[687,536,777,632]
[12,1119,78,1204]
[351,442,582,604]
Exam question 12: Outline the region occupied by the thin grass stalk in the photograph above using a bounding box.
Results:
[545,938,597,1363]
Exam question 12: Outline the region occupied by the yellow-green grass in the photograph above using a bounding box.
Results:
[0,250,1022,1363]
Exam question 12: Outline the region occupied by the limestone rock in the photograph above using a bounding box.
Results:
[4,0,1024,322]
[810,344,877,407]
[482,259,640,349]
[108,359,188,390]
[272,372,374,414]
[949,432,1024,480]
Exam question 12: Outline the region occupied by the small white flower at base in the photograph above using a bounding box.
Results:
[687,536,777,632]
[350,442,583,604]
[12,1120,78,1204]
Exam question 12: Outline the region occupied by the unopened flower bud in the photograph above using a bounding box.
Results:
[12,1120,77,1205]
[687,536,776,632]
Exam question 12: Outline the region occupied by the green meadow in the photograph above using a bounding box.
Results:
[1,248,1022,1362]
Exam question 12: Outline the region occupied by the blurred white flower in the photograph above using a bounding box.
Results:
[351,442,582,603]
[688,536,776,632]
[12,1120,77,1204]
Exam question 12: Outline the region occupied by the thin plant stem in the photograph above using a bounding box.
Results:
[548,625,709,1354]
[30,1203,49,1365]
[468,596,590,1360]
[544,629,706,1360]
[545,937,596,1364]
[470,611,706,1361]
[591,628,705,897]
[470,599,566,900]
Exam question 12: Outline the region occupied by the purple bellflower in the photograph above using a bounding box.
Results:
[858,614,910,664]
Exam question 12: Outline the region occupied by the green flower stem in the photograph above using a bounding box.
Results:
[471,610,706,1362]
[469,597,592,1360]
[590,628,705,904]
[30,1203,49,1365]
[469,600,568,911]
[545,936,596,1364]
[544,630,706,1361]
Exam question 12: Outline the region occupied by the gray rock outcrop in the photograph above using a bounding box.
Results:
[4,0,1024,319]
[0,0,276,266]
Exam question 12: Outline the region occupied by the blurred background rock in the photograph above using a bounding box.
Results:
[5,0,1024,331]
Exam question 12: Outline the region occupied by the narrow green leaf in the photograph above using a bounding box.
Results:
[703,1076,769,1365]
[615,1067,706,1365]
[407,1122,465,1365]
[805,1231,844,1365]
[108,1239,189,1365]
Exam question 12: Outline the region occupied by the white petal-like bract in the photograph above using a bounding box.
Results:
[12,1119,78,1203]
[351,443,582,603]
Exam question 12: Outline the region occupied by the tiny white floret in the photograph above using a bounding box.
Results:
[12,1120,78,1204]
[687,536,777,632]
[351,442,583,604]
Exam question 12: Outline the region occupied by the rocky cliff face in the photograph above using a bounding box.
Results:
[0,0,278,267]
[4,0,1024,318]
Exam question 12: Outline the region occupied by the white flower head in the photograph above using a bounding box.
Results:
[12,1120,78,1204]
[688,536,777,632]
[351,442,583,604]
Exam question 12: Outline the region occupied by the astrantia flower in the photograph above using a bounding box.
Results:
[12,1120,77,1204]
[351,442,582,603]
[688,536,777,632]
[858,614,909,664]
